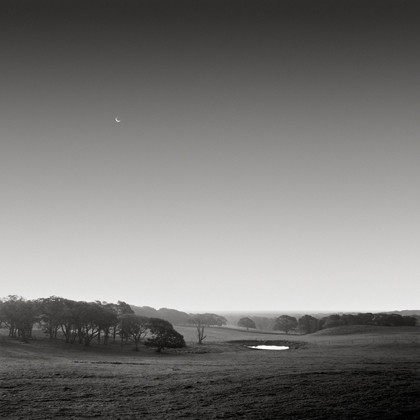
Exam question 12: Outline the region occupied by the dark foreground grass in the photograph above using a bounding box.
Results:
[1,328,419,419]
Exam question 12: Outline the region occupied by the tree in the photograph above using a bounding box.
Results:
[95,302,119,345]
[117,301,134,315]
[37,296,68,339]
[191,317,207,344]
[73,301,100,346]
[341,314,360,326]
[145,318,186,352]
[237,317,256,330]
[16,299,40,341]
[0,296,23,337]
[298,315,319,334]
[0,296,39,341]
[57,299,79,343]
[118,314,149,351]
[319,314,344,330]
[402,316,417,326]
[70,301,117,346]
[274,315,298,334]
[104,301,134,344]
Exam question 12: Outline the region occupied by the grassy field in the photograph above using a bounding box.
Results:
[1,326,419,419]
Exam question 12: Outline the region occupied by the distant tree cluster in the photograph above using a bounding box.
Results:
[0,295,185,352]
[189,313,227,327]
[270,312,418,335]
[317,313,418,330]
[229,312,418,335]
[145,318,186,352]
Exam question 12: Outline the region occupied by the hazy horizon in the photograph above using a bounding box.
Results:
[1,1,419,313]
[2,293,419,315]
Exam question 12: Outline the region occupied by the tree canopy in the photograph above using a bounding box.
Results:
[237,317,256,330]
[0,296,186,352]
[145,318,186,352]
[274,315,298,334]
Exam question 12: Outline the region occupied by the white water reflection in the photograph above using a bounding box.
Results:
[248,345,289,351]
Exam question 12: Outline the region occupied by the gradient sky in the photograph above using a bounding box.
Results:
[1,0,419,312]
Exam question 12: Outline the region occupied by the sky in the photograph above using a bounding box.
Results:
[1,0,419,312]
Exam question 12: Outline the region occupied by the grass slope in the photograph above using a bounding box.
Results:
[1,327,419,419]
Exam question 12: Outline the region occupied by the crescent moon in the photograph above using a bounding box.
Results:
[115,117,121,123]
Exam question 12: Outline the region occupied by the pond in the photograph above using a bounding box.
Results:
[248,345,290,351]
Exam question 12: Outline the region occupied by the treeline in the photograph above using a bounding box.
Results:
[317,312,418,330]
[0,295,185,352]
[241,312,418,334]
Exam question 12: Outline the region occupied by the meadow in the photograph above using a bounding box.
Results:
[1,325,419,419]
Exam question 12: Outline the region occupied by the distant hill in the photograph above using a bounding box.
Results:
[130,305,159,318]
[156,308,193,325]
[128,306,420,329]
[130,305,193,325]
[129,305,229,327]
[385,310,420,317]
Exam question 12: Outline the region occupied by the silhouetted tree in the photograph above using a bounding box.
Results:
[274,315,298,334]
[191,317,207,344]
[70,301,115,346]
[0,296,39,341]
[145,318,186,352]
[57,299,79,343]
[111,301,134,343]
[319,314,344,329]
[298,315,319,334]
[0,295,22,338]
[355,313,374,325]
[95,302,119,345]
[117,301,134,315]
[37,296,67,339]
[402,316,417,326]
[237,317,256,330]
[118,314,149,351]
[341,314,358,326]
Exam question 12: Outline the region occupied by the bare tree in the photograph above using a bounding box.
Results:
[195,318,207,344]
